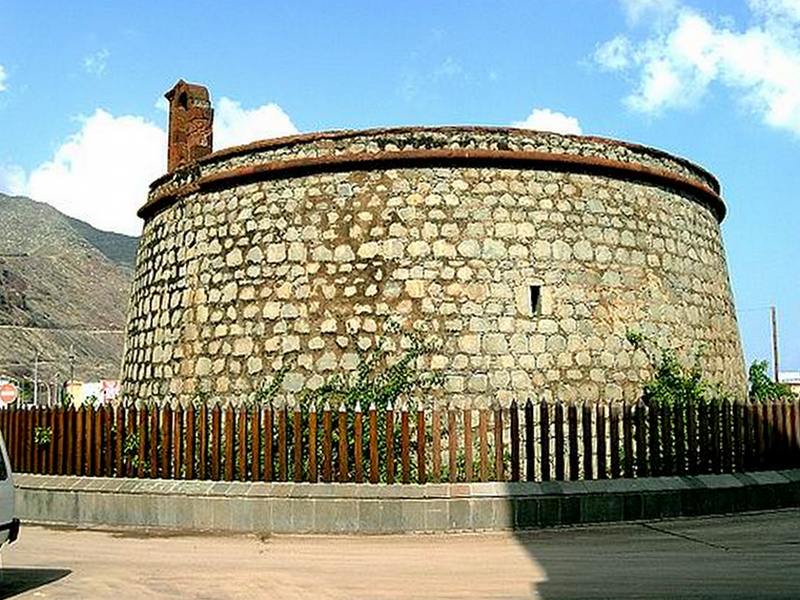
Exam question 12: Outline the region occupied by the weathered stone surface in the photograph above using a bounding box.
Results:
[123,127,745,406]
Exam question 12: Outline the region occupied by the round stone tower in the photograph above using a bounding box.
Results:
[121,82,746,406]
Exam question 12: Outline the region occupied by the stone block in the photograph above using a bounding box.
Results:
[581,494,623,523]
[514,498,538,529]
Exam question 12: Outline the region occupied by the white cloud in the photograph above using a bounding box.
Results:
[83,49,110,77]
[597,2,800,135]
[621,0,680,24]
[0,64,7,92]
[513,108,583,135]
[2,96,298,235]
[213,97,298,149]
[25,109,166,236]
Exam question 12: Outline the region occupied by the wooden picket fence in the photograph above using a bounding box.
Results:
[1,398,799,484]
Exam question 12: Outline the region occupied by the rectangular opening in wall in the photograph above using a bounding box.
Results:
[529,285,541,316]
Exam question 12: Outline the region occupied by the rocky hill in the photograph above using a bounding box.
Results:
[0,193,138,384]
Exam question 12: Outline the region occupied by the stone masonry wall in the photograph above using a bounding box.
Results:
[122,129,745,406]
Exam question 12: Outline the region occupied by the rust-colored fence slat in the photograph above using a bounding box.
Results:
[524,400,535,482]
[647,402,660,477]
[84,406,94,476]
[368,403,377,484]
[698,402,710,474]
[113,406,123,477]
[721,400,732,473]
[769,402,780,466]
[581,402,593,480]
[322,402,333,483]
[240,407,250,481]
[554,402,565,481]
[211,404,221,481]
[308,404,318,483]
[31,408,40,475]
[686,403,698,475]
[510,400,520,482]
[463,408,473,483]
[732,400,744,472]
[567,403,578,481]
[431,409,441,483]
[56,408,66,475]
[186,404,196,480]
[263,405,273,482]
[48,408,58,474]
[385,402,394,485]
[674,403,686,476]
[596,403,607,480]
[635,401,648,477]
[609,403,620,479]
[161,404,172,479]
[137,406,147,478]
[752,402,763,470]
[172,406,183,479]
[277,406,288,482]
[337,404,348,484]
[95,407,104,476]
[401,404,410,484]
[791,402,800,466]
[75,407,84,476]
[479,408,489,482]
[293,406,303,483]
[493,404,504,482]
[104,406,114,476]
[223,406,234,481]
[448,408,457,483]
[198,404,208,480]
[710,402,721,474]
[250,405,261,481]
[354,403,364,484]
[622,403,634,478]
[540,402,550,482]
[758,403,769,468]
[250,406,261,482]
[416,404,426,484]
[661,403,673,476]
[149,405,159,479]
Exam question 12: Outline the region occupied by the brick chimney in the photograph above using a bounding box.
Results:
[165,80,213,171]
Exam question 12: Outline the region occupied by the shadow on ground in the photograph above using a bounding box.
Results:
[0,567,71,598]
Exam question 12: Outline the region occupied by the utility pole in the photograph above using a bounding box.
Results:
[770,306,780,384]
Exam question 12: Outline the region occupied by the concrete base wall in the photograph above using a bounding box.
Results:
[15,471,800,534]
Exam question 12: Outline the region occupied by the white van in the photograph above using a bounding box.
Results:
[0,431,19,546]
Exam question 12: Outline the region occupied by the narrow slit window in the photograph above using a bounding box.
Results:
[529,285,541,316]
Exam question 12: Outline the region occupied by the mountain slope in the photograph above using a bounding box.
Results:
[0,193,139,383]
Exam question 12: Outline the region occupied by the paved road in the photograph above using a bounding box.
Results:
[0,510,798,599]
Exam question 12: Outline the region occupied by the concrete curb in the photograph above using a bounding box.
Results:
[14,470,800,534]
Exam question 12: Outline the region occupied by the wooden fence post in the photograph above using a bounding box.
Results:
[674,402,686,476]
[322,402,332,483]
[354,402,363,484]
[622,403,633,478]
[635,401,648,477]
[554,402,565,481]
[463,407,473,483]
[494,403,504,482]
[567,402,578,481]
[224,405,234,481]
[75,406,85,476]
[293,404,303,483]
[510,400,520,482]
[448,407,457,483]
[401,403,410,484]
[431,408,441,483]
[211,404,221,481]
[609,403,620,479]
[186,403,195,480]
[263,404,273,482]
[278,404,288,482]
[711,401,721,474]
[368,403,377,484]
[308,403,317,483]
[732,399,743,472]
[596,402,607,480]
[581,402,593,480]
[241,406,251,482]
[161,404,172,479]
[198,403,208,480]
[648,401,660,477]
[416,402,426,484]
[149,404,159,479]
[660,403,672,476]
[385,401,394,485]
[686,403,698,475]
[722,400,732,473]
[338,403,348,483]
[540,402,550,482]
[524,400,535,482]
[479,408,489,482]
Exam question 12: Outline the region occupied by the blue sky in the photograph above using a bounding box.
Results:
[0,0,797,374]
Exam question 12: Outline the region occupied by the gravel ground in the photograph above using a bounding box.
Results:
[1,510,799,599]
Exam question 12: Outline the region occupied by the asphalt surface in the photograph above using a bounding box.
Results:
[0,510,798,599]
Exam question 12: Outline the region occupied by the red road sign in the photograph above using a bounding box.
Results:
[0,383,18,406]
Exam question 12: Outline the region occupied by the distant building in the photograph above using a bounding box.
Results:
[65,380,120,407]
[779,372,800,398]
